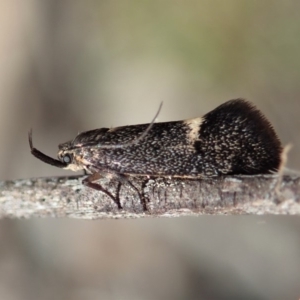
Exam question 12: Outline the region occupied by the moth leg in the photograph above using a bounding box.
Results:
[82,173,122,209]
[117,174,148,212]
[84,167,147,211]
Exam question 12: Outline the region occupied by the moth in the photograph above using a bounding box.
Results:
[29,99,282,209]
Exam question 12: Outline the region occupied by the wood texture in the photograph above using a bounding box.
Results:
[0,173,300,219]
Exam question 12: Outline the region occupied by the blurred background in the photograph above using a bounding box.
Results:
[0,1,300,299]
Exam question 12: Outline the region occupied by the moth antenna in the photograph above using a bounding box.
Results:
[29,130,67,168]
[100,102,163,149]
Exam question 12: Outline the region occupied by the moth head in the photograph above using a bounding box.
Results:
[57,150,73,165]
[57,143,84,171]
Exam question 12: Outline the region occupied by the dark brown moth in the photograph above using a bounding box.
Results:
[29,99,282,209]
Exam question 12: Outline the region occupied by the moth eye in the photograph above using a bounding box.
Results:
[63,153,72,164]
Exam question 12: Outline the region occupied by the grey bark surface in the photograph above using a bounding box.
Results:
[0,173,300,219]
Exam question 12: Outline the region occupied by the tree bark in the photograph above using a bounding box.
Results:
[0,173,300,219]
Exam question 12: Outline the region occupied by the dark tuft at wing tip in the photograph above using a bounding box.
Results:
[200,98,283,174]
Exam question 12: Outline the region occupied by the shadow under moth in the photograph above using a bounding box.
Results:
[29,99,282,210]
